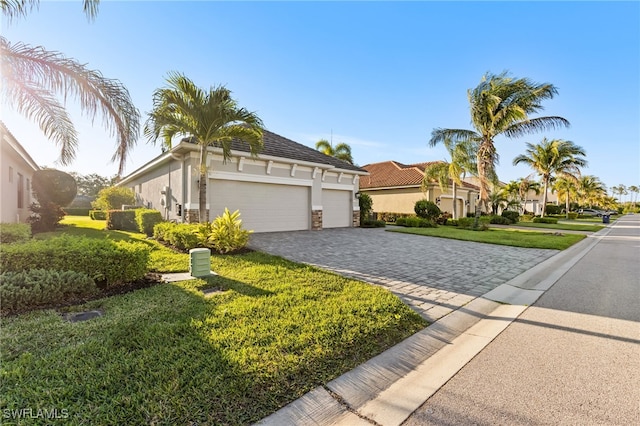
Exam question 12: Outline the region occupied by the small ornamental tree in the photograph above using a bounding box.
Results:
[358,193,373,225]
[93,186,136,211]
[29,169,77,232]
[414,199,441,221]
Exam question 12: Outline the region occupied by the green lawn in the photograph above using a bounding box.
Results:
[1,216,426,424]
[500,222,605,232]
[389,226,585,250]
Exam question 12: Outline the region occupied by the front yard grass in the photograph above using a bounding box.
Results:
[389,226,585,250]
[1,216,426,424]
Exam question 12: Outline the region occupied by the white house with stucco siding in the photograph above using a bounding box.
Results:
[117,130,368,232]
[1,122,39,223]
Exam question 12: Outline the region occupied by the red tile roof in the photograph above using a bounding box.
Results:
[360,160,479,190]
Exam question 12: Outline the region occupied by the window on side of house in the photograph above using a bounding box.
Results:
[9,166,13,183]
[17,173,24,208]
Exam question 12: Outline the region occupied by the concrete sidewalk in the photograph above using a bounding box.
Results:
[255,218,618,426]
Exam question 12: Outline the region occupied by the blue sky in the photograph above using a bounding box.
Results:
[2,1,639,192]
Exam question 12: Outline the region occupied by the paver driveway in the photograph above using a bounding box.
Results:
[249,227,557,322]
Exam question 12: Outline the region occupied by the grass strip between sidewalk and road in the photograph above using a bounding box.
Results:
[1,216,426,424]
[388,226,586,250]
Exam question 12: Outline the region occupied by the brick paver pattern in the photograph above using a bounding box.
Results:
[249,228,557,322]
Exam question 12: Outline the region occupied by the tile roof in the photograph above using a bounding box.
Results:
[186,129,366,172]
[360,160,479,190]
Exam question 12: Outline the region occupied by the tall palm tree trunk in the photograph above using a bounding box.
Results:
[541,177,549,217]
[199,144,208,223]
[452,181,458,220]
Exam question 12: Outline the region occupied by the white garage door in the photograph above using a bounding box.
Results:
[322,189,351,228]
[210,180,309,232]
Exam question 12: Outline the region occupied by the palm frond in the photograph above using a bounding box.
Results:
[429,128,480,147]
[1,37,140,175]
[2,74,78,165]
[504,116,570,138]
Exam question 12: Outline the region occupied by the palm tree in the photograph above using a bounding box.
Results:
[611,184,628,205]
[315,139,354,164]
[488,188,517,215]
[430,72,569,213]
[422,139,477,219]
[513,138,586,217]
[1,0,140,176]
[578,175,606,208]
[628,185,639,208]
[552,176,579,218]
[145,72,263,223]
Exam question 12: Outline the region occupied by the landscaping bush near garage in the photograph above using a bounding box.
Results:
[0,235,150,287]
[361,219,386,228]
[0,269,98,315]
[567,212,578,220]
[376,212,415,223]
[533,217,559,224]
[154,209,252,253]
[135,208,163,236]
[0,223,31,244]
[395,217,437,228]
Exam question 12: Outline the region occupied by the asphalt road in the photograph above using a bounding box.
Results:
[403,214,640,426]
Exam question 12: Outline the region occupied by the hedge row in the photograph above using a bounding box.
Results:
[64,208,91,216]
[0,269,98,315]
[0,223,31,244]
[89,210,107,220]
[103,209,163,236]
[0,235,150,287]
[395,217,437,228]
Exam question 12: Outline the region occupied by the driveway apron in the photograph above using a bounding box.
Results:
[249,227,557,322]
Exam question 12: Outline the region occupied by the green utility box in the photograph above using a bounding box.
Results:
[190,248,211,278]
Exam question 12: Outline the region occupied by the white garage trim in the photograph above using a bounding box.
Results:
[209,171,312,187]
[321,182,355,191]
[210,180,310,233]
[322,189,351,228]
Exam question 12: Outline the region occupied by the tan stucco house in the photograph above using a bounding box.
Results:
[361,161,480,218]
[1,122,39,223]
[118,130,368,232]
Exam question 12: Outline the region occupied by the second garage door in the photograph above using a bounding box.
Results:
[322,189,351,228]
[209,180,310,232]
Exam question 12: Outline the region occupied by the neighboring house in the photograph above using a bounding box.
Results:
[118,130,368,232]
[360,161,479,216]
[1,122,39,223]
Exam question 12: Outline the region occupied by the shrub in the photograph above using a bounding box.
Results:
[533,217,558,224]
[135,209,163,236]
[0,269,97,315]
[106,210,138,232]
[377,212,414,223]
[153,222,173,241]
[32,169,77,207]
[28,201,66,233]
[0,235,150,287]
[545,204,562,215]
[93,186,136,211]
[89,210,108,220]
[396,217,437,228]
[358,193,373,225]
[436,212,452,225]
[414,199,441,220]
[361,219,386,228]
[489,215,513,225]
[567,212,578,220]
[457,217,489,231]
[520,214,535,222]
[0,223,31,244]
[207,209,252,253]
[447,219,459,226]
[64,208,91,216]
[501,210,520,223]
